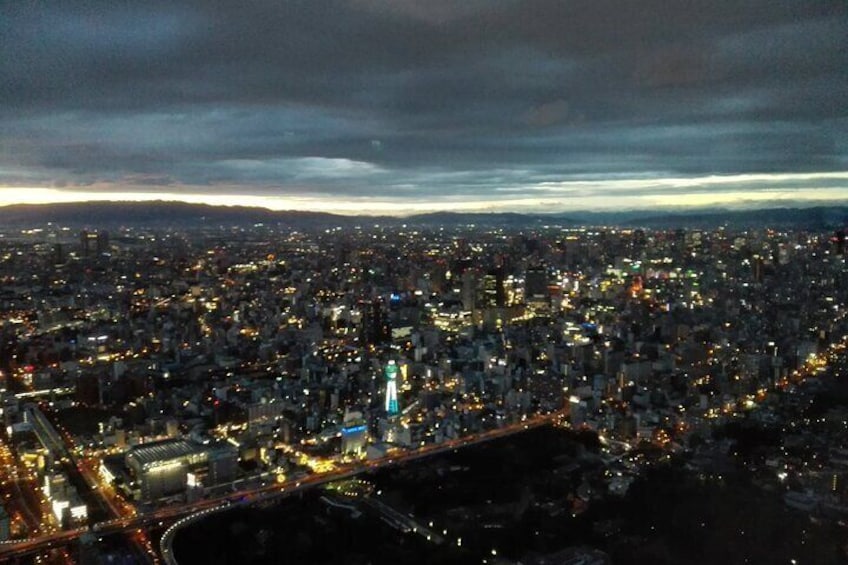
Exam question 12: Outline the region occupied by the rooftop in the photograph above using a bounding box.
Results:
[126,439,205,468]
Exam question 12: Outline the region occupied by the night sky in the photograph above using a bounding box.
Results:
[1,1,847,213]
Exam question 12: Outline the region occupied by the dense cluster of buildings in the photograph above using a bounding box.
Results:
[0,221,846,538]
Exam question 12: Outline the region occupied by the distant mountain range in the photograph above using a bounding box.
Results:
[0,201,847,230]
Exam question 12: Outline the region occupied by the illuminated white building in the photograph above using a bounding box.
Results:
[43,472,87,527]
[125,439,237,501]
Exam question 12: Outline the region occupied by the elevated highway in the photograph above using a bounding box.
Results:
[0,410,565,562]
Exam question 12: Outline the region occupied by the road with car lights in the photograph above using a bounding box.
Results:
[0,410,566,562]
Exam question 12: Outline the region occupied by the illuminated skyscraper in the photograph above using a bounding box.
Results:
[481,268,506,308]
[340,409,368,456]
[79,229,109,258]
[384,360,399,415]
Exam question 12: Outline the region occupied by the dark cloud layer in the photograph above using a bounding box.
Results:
[1,1,846,208]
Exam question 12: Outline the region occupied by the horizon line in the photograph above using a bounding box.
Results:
[2,170,848,216]
[1,196,848,219]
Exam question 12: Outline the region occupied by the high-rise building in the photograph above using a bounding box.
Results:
[80,230,96,257]
[752,253,764,283]
[481,268,505,308]
[525,265,549,302]
[96,230,109,254]
[384,360,399,416]
[80,230,109,258]
[53,243,64,265]
[360,299,390,346]
[461,270,476,311]
[340,409,368,456]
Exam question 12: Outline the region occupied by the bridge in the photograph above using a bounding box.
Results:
[362,496,444,545]
[15,386,76,401]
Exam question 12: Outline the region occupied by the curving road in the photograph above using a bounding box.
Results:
[161,411,563,563]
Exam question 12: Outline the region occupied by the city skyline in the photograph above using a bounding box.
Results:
[2,1,847,214]
[0,220,845,563]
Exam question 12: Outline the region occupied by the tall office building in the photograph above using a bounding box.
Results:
[80,230,109,258]
[96,230,109,254]
[340,409,368,456]
[461,270,476,311]
[53,243,64,265]
[360,299,391,346]
[481,268,506,308]
[525,265,549,302]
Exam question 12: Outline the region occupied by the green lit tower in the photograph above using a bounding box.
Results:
[384,360,399,415]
